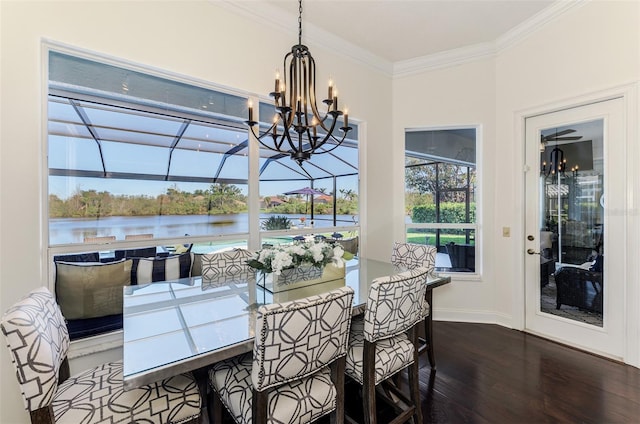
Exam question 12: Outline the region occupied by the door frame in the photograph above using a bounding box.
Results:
[512,83,639,367]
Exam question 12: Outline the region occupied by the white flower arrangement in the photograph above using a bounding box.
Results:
[247,240,345,275]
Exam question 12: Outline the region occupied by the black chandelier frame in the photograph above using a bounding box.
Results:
[245,0,352,165]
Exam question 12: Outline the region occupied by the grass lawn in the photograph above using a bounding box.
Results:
[406,232,474,246]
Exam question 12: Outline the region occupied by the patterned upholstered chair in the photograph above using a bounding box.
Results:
[391,241,436,274]
[391,241,436,358]
[1,287,201,424]
[208,286,354,424]
[345,267,430,424]
[200,248,254,288]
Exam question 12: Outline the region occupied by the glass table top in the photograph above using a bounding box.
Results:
[122,258,449,389]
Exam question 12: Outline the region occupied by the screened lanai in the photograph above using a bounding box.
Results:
[48,51,360,249]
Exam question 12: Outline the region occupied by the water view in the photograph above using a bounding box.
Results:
[50,213,358,245]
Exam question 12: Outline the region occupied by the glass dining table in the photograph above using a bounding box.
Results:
[122,258,450,390]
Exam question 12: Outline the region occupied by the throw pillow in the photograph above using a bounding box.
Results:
[131,253,193,285]
[55,259,133,320]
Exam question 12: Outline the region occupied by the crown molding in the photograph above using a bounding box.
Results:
[214,0,393,77]
[215,0,586,79]
[393,42,497,78]
[495,0,587,52]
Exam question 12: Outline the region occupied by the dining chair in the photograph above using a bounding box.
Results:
[391,241,436,360]
[208,286,354,424]
[200,248,254,287]
[391,241,436,274]
[345,267,430,424]
[1,287,202,424]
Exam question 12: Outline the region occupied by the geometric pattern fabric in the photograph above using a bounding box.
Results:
[201,249,254,286]
[209,286,354,424]
[363,267,430,342]
[345,316,414,385]
[346,268,430,383]
[391,242,436,318]
[209,353,336,424]
[1,287,201,424]
[391,242,436,274]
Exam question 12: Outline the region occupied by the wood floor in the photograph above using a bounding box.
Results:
[414,321,640,423]
[219,321,640,423]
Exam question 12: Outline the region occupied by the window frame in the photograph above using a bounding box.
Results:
[43,43,362,352]
[404,125,482,278]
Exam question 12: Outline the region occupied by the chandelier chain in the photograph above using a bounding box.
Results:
[298,0,303,45]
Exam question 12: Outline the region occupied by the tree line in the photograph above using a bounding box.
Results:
[49,183,359,218]
[49,184,246,218]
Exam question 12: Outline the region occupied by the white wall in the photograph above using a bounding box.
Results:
[0,2,391,422]
[1,1,638,422]
[392,58,500,322]
[392,0,639,358]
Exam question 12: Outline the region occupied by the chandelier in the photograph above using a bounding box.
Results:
[541,146,578,177]
[246,0,352,165]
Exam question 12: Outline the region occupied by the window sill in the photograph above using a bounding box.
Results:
[68,330,123,359]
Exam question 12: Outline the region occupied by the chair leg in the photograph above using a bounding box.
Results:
[210,389,222,424]
[409,327,423,424]
[363,340,377,424]
[330,357,346,424]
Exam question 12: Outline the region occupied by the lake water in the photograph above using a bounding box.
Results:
[50,213,358,245]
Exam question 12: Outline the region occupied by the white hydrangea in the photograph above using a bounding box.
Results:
[271,250,293,275]
[308,242,325,262]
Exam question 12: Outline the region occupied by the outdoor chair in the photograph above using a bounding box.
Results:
[83,235,116,244]
[208,286,354,424]
[337,236,359,256]
[1,287,201,424]
[345,267,429,424]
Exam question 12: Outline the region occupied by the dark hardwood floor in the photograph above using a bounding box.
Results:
[416,321,640,423]
[219,322,640,423]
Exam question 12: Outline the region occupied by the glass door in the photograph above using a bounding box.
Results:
[524,99,625,359]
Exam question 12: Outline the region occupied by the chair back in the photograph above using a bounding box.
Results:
[200,249,253,285]
[1,287,70,412]
[364,267,430,342]
[251,286,354,391]
[391,242,436,274]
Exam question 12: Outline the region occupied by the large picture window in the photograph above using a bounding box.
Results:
[404,128,478,273]
[46,49,360,341]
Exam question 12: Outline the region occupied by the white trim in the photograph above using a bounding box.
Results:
[43,39,252,99]
[515,83,639,366]
[394,42,496,78]
[218,0,584,78]
[215,0,393,77]
[68,330,123,359]
[495,0,587,53]
[402,124,482,279]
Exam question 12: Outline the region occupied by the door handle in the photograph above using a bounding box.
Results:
[527,249,540,255]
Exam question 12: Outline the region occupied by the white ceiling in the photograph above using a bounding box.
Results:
[219,0,578,75]
[266,0,554,62]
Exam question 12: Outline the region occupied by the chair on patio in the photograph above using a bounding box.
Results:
[345,267,429,424]
[208,286,354,424]
[1,287,201,424]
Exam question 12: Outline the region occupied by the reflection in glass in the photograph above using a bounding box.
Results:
[539,120,603,327]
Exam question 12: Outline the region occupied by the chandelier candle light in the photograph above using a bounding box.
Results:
[246,0,352,165]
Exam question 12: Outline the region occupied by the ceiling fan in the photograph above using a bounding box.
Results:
[539,129,582,151]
